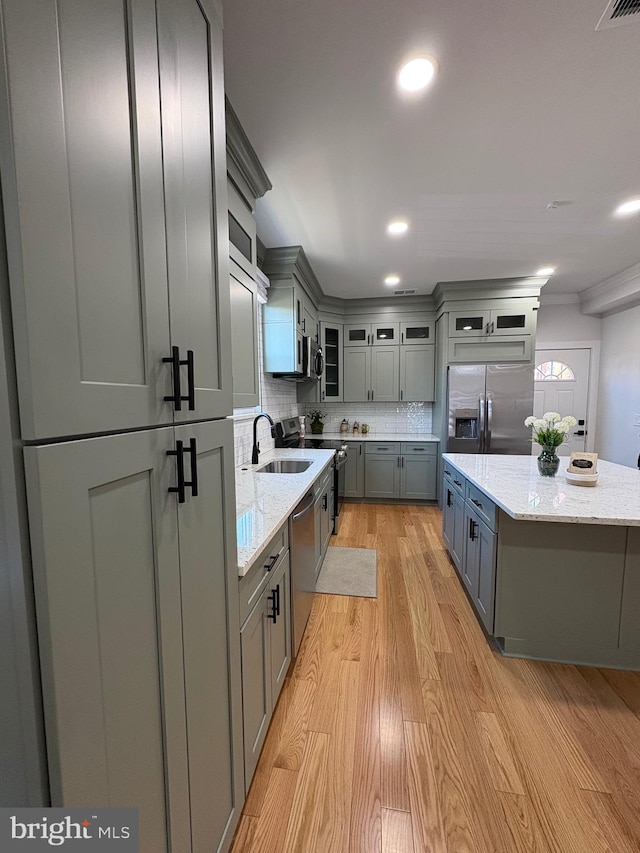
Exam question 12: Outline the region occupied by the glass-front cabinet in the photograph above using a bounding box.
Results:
[448,303,536,338]
[320,322,343,402]
[401,320,435,344]
[344,321,399,346]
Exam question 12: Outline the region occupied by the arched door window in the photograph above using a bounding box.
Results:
[534,361,576,382]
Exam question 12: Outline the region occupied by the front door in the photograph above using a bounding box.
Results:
[533,348,591,456]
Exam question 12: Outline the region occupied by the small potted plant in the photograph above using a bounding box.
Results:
[525,412,577,476]
[308,410,326,435]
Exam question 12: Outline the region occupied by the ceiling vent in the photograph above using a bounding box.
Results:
[393,289,417,296]
[596,0,640,29]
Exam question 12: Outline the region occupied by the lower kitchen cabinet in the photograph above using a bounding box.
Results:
[365,452,400,499]
[442,470,467,574]
[23,419,243,853]
[365,442,438,501]
[463,505,497,632]
[240,549,291,788]
[345,440,364,497]
[314,466,334,575]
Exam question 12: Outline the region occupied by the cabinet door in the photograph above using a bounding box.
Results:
[345,442,365,498]
[1,0,172,439]
[173,418,243,852]
[619,528,640,651]
[401,320,435,345]
[228,180,256,278]
[462,505,480,596]
[371,347,400,402]
[158,0,233,423]
[400,345,435,402]
[321,323,343,402]
[24,427,190,853]
[448,310,489,338]
[442,477,455,551]
[372,321,400,346]
[269,552,292,705]
[303,301,317,340]
[365,454,400,499]
[344,346,371,402]
[344,323,371,347]
[240,592,270,788]
[476,518,497,633]
[401,454,437,501]
[451,488,466,574]
[489,304,536,337]
[321,482,334,556]
[230,263,259,408]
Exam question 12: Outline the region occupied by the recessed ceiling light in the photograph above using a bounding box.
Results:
[387,220,409,236]
[384,274,401,286]
[614,198,640,217]
[536,267,555,276]
[397,57,437,93]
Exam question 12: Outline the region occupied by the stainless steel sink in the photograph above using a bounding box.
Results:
[256,459,312,474]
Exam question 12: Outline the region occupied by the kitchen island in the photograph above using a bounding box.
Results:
[442,453,640,670]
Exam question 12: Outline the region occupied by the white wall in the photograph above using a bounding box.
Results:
[305,401,432,435]
[536,302,602,344]
[596,303,640,468]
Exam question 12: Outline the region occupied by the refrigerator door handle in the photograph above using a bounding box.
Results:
[486,393,493,452]
[479,394,485,453]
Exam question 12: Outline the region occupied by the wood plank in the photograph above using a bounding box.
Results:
[600,668,640,719]
[292,592,329,682]
[315,659,359,851]
[381,808,414,853]
[349,597,382,852]
[282,730,330,852]
[342,596,362,662]
[273,675,317,772]
[474,711,526,795]
[248,768,298,852]
[404,720,446,853]
[230,815,256,852]
[496,792,553,853]
[400,537,453,654]
[307,611,347,733]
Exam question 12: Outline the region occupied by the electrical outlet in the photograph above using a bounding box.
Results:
[634,414,640,426]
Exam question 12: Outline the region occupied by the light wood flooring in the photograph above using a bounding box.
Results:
[231,503,640,852]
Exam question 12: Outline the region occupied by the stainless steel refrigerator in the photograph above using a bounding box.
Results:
[446,364,534,454]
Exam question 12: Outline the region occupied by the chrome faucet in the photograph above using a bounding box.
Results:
[252,412,275,464]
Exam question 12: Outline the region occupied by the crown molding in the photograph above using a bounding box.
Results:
[262,246,324,305]
[538,293,580,306]
[225,99,272,203]
[432,276,547,309]
[580,260,640,317]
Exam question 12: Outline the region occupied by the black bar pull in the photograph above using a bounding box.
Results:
[469,517,477,541]
[163,346,182,410]
[163,347,195,411]
[184,437,198,497]
[574,430,585,436]
[322,493,328,510]
[267,590,277,623]
[265,554,279,572]
[167,440,186,503]
[471,498,482,508]
[186,350,195,411]
[275,584,281,617]
[447,489,452,507]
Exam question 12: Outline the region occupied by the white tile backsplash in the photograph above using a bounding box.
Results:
[233,304,300,466]
[306,401,432,435]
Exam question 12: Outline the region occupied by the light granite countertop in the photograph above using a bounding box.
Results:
[235,448,335,576]
[317,432,439,443]
[443,453,640,526]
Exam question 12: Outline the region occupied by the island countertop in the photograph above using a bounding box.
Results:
[443,453,640,526]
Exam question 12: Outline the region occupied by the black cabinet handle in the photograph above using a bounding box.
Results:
[471,498,482,508]
[447,489,452,507]
[322,493,328,510]
[163,346,195,411]
[167,438,198,503]
[186,350,195,411]
[453,479,462,487]
[267,590,277,623]
[574,430,585,436]
[265,554,279,572]
[469,518,478,541]
[167,440,186,503]
[400,389,403,400]
[275,583,281,617]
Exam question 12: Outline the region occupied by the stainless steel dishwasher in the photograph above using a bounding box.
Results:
[289,488,317,655]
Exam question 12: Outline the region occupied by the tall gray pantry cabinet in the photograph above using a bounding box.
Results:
[0,1,244,851]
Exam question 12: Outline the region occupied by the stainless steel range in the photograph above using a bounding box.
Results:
[273,416,348,535]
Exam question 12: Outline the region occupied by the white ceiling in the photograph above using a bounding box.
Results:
[222,0,640,299]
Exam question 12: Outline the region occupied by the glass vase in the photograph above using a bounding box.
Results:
[537,445,560,477]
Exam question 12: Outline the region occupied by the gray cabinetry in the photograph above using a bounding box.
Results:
[344,347,400,403]
[343,346,371,402]
[345,441,365,498]
[1,0,232,439]
[371,347,400,402]
[24,418,242,853]
[620,528,640,651]
[344,321,399,346]
[399,345,435,402]
[446,300,537,364]
[401,320,435,344]
[230,260,259,407]
[463,503,497,633]
[321,322,343,402]
[364,443,400,499]
[400,443,437,500]
[442,465,466,574]
[314,467,334,575]
[239,527,291,789]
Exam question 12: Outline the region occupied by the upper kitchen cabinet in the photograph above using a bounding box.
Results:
[262,246,322,375]
[226,100,272,408]
[448,302,536,339]
[0,0,231,440]
[344,321,400,346]
[401,319,435,345]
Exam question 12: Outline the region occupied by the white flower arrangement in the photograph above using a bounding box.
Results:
[524,412,578,448]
